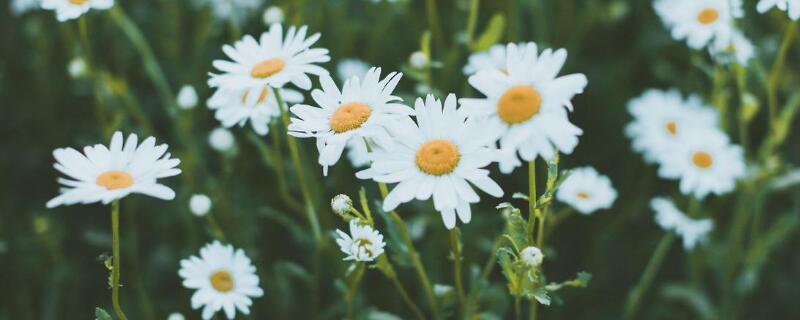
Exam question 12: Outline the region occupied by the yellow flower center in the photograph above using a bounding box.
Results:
[692,151,714,169]
[665,121,678,136]
[242,87,269,104]
[697,8,719,25]
[69,0,89,4]
[415,139,461,176]
[330,102,372,133]
[576,192,591,199]
[250,58,285,79]
[210,270,234,293]
[497,85,542,125]
[355,238,374,257]
[96,171,134,190]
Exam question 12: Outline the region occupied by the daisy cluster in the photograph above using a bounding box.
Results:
[626,89,746,200]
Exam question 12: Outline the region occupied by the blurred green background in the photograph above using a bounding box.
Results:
[1,0,799,319]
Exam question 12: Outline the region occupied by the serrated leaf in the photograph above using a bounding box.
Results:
[470,14,506,52]
[95,308,112,320]
[497,248,519,295]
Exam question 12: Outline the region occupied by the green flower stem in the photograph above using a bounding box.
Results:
[387,269,426,320]
[623,233,676,320]
[449,228,466,316]
[345,262,366,320]
[273,87,322,243]
[424,0,445,56]
[526,160,538,244]
[110,200,129,320]
[767,19,798,126]
[247,131,304,213]
[465,0,480,46]
[733,63,750,157]
[204,212,227,242]
[76,17,111,134]
[378,183,441,320]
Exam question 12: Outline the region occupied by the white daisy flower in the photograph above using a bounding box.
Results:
[710,29,755,66]
[179,241,264,320]
[345,137,372,168]
[460,42,587,172]
[409,51,428,69]
[46,132,181,208]
[336,58,370,83]
[208,86,303,136]
[556,167,617,215]
[653,0,743,49]
[625,89,718,163]
[520,246,544,267]
[657,128,746,199]
[193,0,264,24]
[41,0,113,21]
[335,220,386,262]
[462,44,507,76]
[288,67,411,175]
[357,94,504,229]
[261,5,284,25]
[189,194,212,217]
[651,197,714,250]
[208,127,236,153]
[177,85,199,110]
[757,0,800,20]
[208,24,330,96]
[12,0,40,16]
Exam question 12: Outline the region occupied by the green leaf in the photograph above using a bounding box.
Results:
[497,248,519,295]
[470,14,506,52]
[95,308,112,320]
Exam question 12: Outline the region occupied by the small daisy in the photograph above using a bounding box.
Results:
[757,0,800,20]
[710,29,755,66]
[47,131,181,208]
[208,24,330,96]
[336,58,370,83]
[189,194,212,217]
[556,167,617,215]
[651,197,714,250]
[335,220,386,262]
[462,44,507,76]
[177,85,199,110]
[208,86,303,136]
[179,241,264,320]
[653,0,743,49]
[193,0,264,24]
[625,89,718,163]
[357,94,504,229]
[288,67,411,175]
[658,127,746,199]
[208,127,236,153]
[41,0,113,21]
[262,6,284,25]
[460,42,587,172]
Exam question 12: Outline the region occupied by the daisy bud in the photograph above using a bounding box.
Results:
[67,57,87,78]
[167,313,185,320]
[176,85,198,110]
[262,6,284,25]
[409,51,428,69]
[331,194,353,215]
[189,194,212,217]
[208,128,235,153]
[520,246,544,267]
[433,284,454,297]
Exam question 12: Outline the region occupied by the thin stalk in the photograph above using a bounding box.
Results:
[387,272,426,320]
[767,20,798,126]
[465,0,480,46]
[424,0,445,56]
[247,131,303,213]
[449,228,466,316]
[204,212,227,241]
[110,200,129,320]
[379,183,440,319]
[273,87,322,243]
[345,263,366,320]
[623,233,676,320]
[734,63,750,157]
[526,160,538,243]
[77,17,110,133]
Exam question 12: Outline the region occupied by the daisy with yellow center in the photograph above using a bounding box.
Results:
[288,67,411,175]
[657,128,746,199]
[208,24,330,98]
[626,89,718,164]
[357,94,504,229]
[207,86,304,136]
[179,241,264,320]
[41,0,113,21]
[47,131,181,208]
[460,42,587,175]
[335,220,386,262]
[653,0,743,49]
[556,167,617,215]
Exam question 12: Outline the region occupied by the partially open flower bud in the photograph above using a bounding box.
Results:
[521,246,544,267]
[331,194,353,215]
